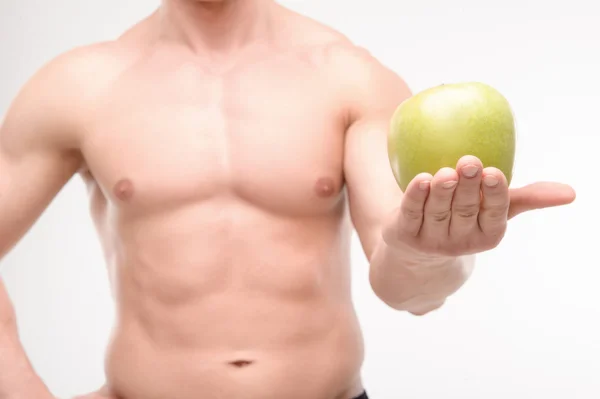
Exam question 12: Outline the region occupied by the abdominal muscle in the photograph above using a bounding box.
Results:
[99,200,365,399]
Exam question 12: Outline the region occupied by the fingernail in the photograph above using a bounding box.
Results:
[419,180,431,190]
[462,165,479,178]
[442,180,458,189]
[483,175,499,187]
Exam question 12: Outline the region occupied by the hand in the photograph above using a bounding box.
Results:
[1,280,117,399]
[388,155,576,257]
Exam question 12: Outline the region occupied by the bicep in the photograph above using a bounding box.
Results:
[342,53,412,258]
[0,73,81,258]
[344,116,404,258]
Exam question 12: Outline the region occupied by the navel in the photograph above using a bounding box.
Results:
[314,177,337,198]
[113,178,135,201]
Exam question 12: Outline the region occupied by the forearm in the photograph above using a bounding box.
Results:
[0,330,52,399]
[0,280,52,399]
[368,238,475,315]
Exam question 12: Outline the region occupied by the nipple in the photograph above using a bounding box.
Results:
[314,177,337,198]
[113,179,135,201]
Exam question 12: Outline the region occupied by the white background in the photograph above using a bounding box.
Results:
[1,0,599,398]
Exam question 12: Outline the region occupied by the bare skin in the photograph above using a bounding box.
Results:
[0,1,575,399]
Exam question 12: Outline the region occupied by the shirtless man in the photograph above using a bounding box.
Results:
[0,1,576,399]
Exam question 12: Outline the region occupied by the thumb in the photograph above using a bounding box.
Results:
[508,182,576,219]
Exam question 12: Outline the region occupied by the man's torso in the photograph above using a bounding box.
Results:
[64,8,373,399]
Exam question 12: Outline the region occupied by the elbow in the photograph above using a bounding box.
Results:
[376,291,447,316]
[367,247,473,317]
[369,271,446,316]
[403,299,447,316]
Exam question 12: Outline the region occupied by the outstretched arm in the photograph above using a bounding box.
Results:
[341,48,575,316]
[339,49,473,315]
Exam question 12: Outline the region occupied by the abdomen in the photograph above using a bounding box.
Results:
[103,200,363,399]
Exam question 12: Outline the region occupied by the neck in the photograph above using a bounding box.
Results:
[159,0,275,53]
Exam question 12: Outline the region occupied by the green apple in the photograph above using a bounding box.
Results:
[388,82,516,191]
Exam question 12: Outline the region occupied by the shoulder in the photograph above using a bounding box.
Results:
[281,11,404,88]
[29,13,155,93]
[8,11,157,118]
[20,39,139,110]
[326,42,412,120]
[1,34,146,151]
[279,9,412,120]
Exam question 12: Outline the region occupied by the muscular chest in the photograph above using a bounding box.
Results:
[81,51,348,216]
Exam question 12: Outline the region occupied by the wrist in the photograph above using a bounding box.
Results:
[381,212,470,268]
[381,232,455,270]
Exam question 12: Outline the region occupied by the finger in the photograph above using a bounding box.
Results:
[508,182,576,219]
[421,167,459,241]
[478,167,509,237]
[449,155,483,237]
[397,172,432,237]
